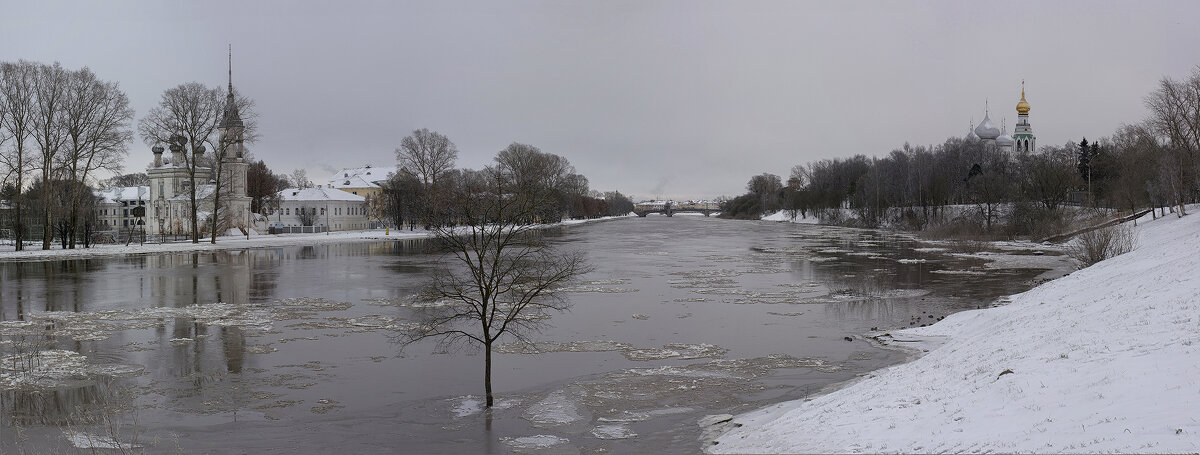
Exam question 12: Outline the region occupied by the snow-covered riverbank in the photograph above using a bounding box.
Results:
[0,216,626,262]
[711,211,1200,453]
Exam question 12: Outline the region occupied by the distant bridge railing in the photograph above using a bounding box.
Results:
[633,201,719,217]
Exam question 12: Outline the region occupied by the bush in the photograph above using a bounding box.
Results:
[1004,202,1071,240]
[1066,223,1137,267]
[920,216,993,253]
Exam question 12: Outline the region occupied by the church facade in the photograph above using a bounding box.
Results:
[147,54,252,236]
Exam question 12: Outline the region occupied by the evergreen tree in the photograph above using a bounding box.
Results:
[1077,137,1091,180]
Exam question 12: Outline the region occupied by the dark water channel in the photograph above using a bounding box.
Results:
[0,216,1070,454]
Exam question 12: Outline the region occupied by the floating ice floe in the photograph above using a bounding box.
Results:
[816,248,853,254]
[499,434,570,452]
[449,395,520,418]
[0,350,143,390]
[496,340,727,362]
[495,340,631,355]
[623,343,728,361]
[64,431,140,450]
[912,247,948,253]
[524,390,585,427]
[591,423,637,439]
[931,269,988,275]
[555,285,639,293]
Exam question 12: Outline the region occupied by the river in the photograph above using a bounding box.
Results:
[0,216,1071,454]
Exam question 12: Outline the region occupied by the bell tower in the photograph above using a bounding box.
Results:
[1013,81,1036,153]
[219,45,253,229]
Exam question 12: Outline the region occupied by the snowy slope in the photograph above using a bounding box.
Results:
[712,212,1200,453]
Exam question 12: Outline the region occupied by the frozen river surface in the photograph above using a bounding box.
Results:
[0,216,1070,453]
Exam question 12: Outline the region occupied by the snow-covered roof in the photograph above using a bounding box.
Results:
[327,165,399,190]
[279,186,366,202]
[96,186,150,204]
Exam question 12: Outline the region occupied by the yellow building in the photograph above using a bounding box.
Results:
[326,165,399,227]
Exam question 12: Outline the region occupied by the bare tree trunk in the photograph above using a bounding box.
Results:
[484,340,494,408]
[211,157,223,244]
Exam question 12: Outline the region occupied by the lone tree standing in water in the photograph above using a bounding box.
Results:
[400,158,588,408]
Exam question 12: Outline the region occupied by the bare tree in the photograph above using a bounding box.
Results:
[60,67,134,248]
[31,62,71,250]
[139,83,223,243]
[296,205,317,226]
[401,165,589,407]
[99,172,149,189]
[494,143,579,223]
[203,79,257,244]
[1109,123,1160,216]
[289,168,313,189]
[1145,71,1199,217]
[396,128,458,188]
[0,61,37,251]
[1020,144,1080,211]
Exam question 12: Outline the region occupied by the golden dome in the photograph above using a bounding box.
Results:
[1016,82,1031,115]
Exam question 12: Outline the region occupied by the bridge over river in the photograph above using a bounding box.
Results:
[633,201,720,217]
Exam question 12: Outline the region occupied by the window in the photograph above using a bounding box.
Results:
[286,207,290,215]
[320,208,325,215]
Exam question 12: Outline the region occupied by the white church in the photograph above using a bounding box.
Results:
[146,59,252,236]
[965,82,1037,153]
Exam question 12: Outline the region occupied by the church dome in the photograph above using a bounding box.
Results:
[965,130,980,142]
[1016,86,1031,115]
[996,132,1015,147]
[974,114,1001,140]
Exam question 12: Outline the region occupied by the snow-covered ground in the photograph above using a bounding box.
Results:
[0,216,626,262]
[711,210,1200,453]
[761,210,821,224]
[0,229,424,262]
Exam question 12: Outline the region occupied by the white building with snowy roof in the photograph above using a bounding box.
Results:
[327,165,398,194]
[95,186,150,229]
[273,186,369,232]
[327,164,403,226]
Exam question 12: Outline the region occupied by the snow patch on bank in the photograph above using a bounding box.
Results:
[711,211,1200,453]
[761,211,821,224]
[0,216,629,262]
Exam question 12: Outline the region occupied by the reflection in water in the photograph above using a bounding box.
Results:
[0,384,113,427]
[1,249,268,432]
[824,299,899,322]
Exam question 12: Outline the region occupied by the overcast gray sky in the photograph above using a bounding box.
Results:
[3,0,1199,200]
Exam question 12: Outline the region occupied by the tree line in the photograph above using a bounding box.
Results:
[0,61,134,250]
[722,66,1200,239]
[380,128,633,230]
